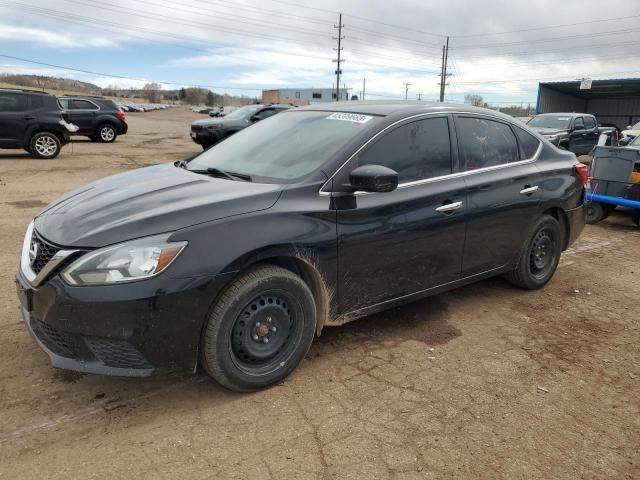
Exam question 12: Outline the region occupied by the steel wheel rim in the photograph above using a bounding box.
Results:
[230,291,302,375]
[34,136,57,156]
[529,227,555,277]
[100,126,115,141]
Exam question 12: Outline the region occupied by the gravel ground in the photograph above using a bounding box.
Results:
[0,108,638,479]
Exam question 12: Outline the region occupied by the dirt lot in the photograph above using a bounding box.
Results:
[0,108,638,479]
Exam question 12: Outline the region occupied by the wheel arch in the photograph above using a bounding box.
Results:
[220,247,335,337]
[542,206,570,250]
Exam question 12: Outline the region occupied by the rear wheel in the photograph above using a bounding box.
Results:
[201,264,316,392]
[97,124,117,143]
[30,132,61,159]
[505,215,562,290]
[586,202,610,224]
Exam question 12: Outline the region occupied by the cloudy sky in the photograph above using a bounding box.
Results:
[1,0,639,104]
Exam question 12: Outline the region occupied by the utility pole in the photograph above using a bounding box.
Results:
[438,36,450,102]
[417,93,422,101]
[332,13,344,102]
[403,82,412,100]
[362,78,366,101]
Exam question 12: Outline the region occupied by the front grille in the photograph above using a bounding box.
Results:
[31,318,77,358]
[31,233,60,274]
[85,337,152,369]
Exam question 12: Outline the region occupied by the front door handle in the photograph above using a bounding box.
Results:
[520,185,539,195]
[435,201,463,213]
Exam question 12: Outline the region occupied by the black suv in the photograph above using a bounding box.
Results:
[0,89,76,159]
[527,113,600,155]
[58,96,128,143]
[17,102,587,392]
[190,104,290,149]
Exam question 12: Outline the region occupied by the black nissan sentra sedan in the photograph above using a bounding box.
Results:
[16,102,587,392]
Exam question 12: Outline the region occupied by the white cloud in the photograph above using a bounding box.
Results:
[0,24,117,49]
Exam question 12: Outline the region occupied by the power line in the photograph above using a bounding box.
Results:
[1,2,439,72]
[452,12,640,38]
[452,26,640,50]
[0,53,265,91]
[262,0,446,39]
[454,68,640,85]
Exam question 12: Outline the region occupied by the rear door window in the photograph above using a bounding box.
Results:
[0,92,31,112]
[456,116,519,171]
[358,116,452,183]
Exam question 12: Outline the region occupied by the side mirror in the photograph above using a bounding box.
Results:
[573,124,584,131]
[349,165,398,193]
[249,115,261,122]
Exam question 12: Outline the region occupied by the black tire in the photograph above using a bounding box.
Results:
[632,210,640,227]
[29,132,61,159]
[586,202,610,224]
[505,215,562,290]
[201,264,316,392]
[97,124,117,143]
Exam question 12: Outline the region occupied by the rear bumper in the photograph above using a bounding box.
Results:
[117,121,128,135]
[565,204,586,248]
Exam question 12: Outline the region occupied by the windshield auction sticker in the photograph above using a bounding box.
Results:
[326,112,374,124]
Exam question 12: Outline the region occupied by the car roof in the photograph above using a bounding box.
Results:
[534,112,593,117]
[295,100,520,123]
[0,88,52,95]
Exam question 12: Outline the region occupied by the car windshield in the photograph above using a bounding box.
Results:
[630,135,640,146]
[527,115,572,129]
[223,105,261,120]
[187,111,379,181]
[631,121,640,130]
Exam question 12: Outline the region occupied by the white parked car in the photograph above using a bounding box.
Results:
[621,121,640,141]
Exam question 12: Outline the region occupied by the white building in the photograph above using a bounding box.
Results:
[262,88,352,105]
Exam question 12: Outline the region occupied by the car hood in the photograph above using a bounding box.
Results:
[34,163,282,248]
[191,117,248,127]
[529,127,568,136]
[622,129,640,137]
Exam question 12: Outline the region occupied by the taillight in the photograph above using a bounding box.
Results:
[574,163,588,187]
[117,110,126,121]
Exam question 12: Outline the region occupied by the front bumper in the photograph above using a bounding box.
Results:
[190,129,222,146]
[15,267,233,377]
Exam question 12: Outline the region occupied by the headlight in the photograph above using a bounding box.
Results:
[62,234,187,286]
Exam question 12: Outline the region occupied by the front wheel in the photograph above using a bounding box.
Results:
[505,215,562,290]
[201,264,317,392]
[30,132,61,159]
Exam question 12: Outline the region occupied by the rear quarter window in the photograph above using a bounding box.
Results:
[0,92,31,112]
[514,126,541,159]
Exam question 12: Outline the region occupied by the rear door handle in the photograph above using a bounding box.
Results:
[520,185,539,195]
[435,201,463,213]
